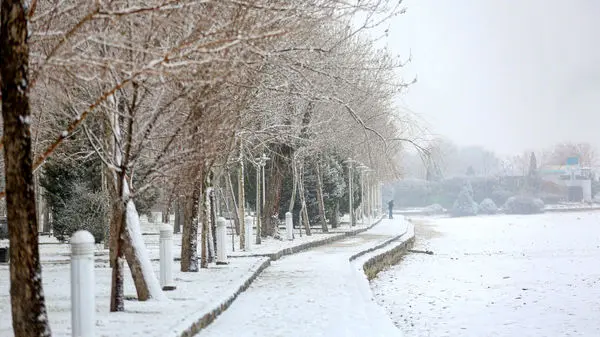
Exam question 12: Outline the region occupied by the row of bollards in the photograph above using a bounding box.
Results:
[70,214,295,336]
[243,213,295,248]
[69,217,231,336]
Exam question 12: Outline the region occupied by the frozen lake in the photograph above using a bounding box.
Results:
[372,212,600,337]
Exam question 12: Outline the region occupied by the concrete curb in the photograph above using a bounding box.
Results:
[348,226,409,262]
[178,258,271,337]
[351,221,415,281]
[229,216,385,261]
[543,207,600,213]
[175,216,385,336]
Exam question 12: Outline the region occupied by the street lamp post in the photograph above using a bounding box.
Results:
[260,154,269,207]
[365,168,374,224]
[237,150,246,250]
[379,182,384,216]
[345,158,355,226]
[255,160,261,245]
[254,154,269,244]
[357,164,368,225]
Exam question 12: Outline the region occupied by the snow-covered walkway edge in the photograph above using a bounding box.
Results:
[349,219,415,329]
[1,216,389,336]
[0,257,271,337]
[169,258,271,337]
[232,216,386,261]
[178,217,387,336]
[199,217,415,337]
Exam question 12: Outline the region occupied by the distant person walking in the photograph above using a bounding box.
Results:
[388,200,394,219]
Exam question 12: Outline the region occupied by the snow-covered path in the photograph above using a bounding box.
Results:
[200,218,409,337]
[372,212,600,337]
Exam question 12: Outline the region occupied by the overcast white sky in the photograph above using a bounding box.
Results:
[385,0,600,156]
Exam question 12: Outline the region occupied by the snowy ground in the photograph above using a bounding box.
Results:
[544,203,600,211]
[199,218,411,337]
[26,213,373,263]
[0,213,380,336]
[0,257,268,337]
[372,212,600,337]
[393,202,600,216]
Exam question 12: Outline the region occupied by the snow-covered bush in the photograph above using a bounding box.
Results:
[52,183,107,243]
[451,183,478,217]
[503,196,545,214]
[423,204,445,215]
[538,193,563,205]
[491,189,513,206]
[478,198,498,214]
[533,198,545,210]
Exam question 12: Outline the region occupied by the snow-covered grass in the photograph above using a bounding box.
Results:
[200,218,410,337]
[34,213,375,263]
[0,256,268,337]
[227,220,373,257]
[1,212,381,336]
[372,212,600,337]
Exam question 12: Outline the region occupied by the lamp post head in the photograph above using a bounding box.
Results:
[256,153,270,167]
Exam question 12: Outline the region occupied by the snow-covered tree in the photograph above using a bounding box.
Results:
[451,182,478,217]
[1,0,415,330]
[478,198,498,215]
[1,0,51,334]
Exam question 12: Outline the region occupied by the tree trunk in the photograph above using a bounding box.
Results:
[298,165,311,236]
[261,144,292,236]
[109,199,126,311]
[288,157,297,214]
[1,1,52,333]
[104,102,119,266]
[34,172,42,233]
[109,256,125,311]
[181,181,200,272]
[110,183,166,310]
[225,171,240,235]
[315,161,328,233]
[200,185,209,268]
[209,186,218,257]
[237,158,246,249]
[205,186,215,263]
[106,87,164,307]
[174,198,182,233]
[162,201,170,224]
[255,165,262,244]
[330,201,340,228]
[42,196,51,233]
[122,199,165,301]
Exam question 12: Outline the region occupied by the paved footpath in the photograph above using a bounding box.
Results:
[199,218,410,337]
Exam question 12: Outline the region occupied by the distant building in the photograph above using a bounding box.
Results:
[539,163,592,202]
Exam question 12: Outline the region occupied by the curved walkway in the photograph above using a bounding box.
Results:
[199,219,410,337]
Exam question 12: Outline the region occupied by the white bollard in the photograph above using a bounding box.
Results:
[160,224,176,291]
[285,212,293,241]
[70,230,95,337]
[244,215,253,251]
[216,217,228,265]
